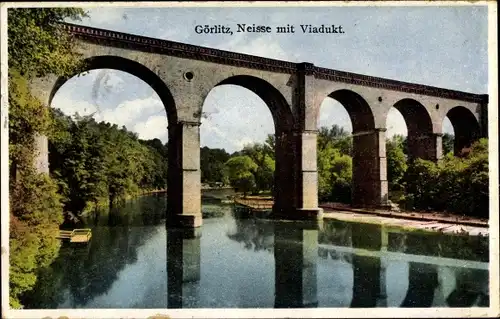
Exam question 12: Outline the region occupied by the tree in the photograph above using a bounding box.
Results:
[225,156,258,197]
[442,133,454,155]
[255,155,275,193]
[8,8,87,77]
[200,147,230,184]
[402,138,489,217]
[318,125,352,156]
[317,141,352,203]
[8,8,88,307]
[386,135,408,191]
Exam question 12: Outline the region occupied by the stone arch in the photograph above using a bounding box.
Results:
[393,98,436,161]
[205,75,296,212]
[318,89,384,207]
[46,55,192,224]
[214,75,295,133]
[393,98,433,135]
[326,89,376,132]
[445,106,481,156]
[49,55,177,124]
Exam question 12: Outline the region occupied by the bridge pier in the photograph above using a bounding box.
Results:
[273,130,323,220]
[352,128,389,208]
[408,132,443,161]
[167,120,202,228]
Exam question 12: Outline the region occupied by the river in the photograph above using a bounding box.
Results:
[22,193,489,309]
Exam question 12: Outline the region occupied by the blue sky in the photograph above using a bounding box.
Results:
[52,4,489,153]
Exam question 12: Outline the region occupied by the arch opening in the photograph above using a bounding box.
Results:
[384,107,408,205]
[215,75,294,133]
[317,89,377,207]
[392,99,435,161]
[48,58,175,222]
[200,75,294,208]
[445,106,480,156]
[50,55,177,125]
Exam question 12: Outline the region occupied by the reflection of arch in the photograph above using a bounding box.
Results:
[49,55,177,124]
[400,262,439,307]
[214,75,295,133]
[323,89,375,132]
[350,255,381,307]
[446,106,480,156]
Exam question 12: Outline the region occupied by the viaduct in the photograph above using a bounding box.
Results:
[30,23,489,228]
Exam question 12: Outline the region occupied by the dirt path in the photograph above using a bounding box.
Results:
[319,202,488,227]
[233,197,489,236]
[322,210,488,237]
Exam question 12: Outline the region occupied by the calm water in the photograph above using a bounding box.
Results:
[23,193,489,309]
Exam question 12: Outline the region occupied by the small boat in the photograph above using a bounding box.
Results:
[56,228,92,243]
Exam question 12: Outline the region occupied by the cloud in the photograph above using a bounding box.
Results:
[318,98,352,132]
[200,85,274,153]
[386,108,408,137]
[52,86,168,142]
[133,115,169,142]
[223,36,296,61]
[51,91,100,118]
[94,95,166,129]
[80,7,128,26]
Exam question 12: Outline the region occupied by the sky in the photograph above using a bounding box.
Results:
[50,4,489,153]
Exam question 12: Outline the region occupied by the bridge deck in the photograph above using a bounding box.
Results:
[60,22,487,104]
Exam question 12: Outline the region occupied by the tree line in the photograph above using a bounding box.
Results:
[49,110,169,218]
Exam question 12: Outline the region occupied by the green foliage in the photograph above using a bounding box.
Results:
[318,125,352,156]
[403,138,489,217]
[221,140,276,194]
[9,138,64,308]
[8,8,89,308]
[49,111,170,215]
[317,125,353,203]
[201,147,230,184]
[239,142,275,193]
[225,156,259,196]
[317,143,353,203]
[386,135,408,191]
[8,71,53,145]
[8,8,88,77]
[255,155,275,193]
[442,133,455,155]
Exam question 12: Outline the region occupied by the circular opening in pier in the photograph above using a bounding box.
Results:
[184,71,194,81]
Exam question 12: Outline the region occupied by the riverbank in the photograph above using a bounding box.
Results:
[233,196,489,236]
[322,210,488,236]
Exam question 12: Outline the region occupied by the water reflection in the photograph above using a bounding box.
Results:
[166,228,201,308]
[274,221,320,308]
[227,215,490,308]
[22,194,489,309]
